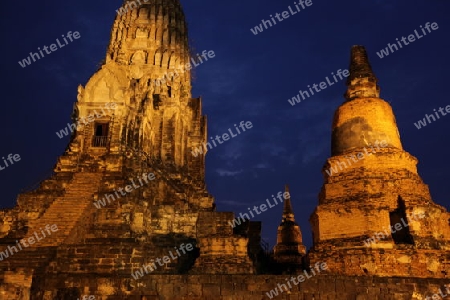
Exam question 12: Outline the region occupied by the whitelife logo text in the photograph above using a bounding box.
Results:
[288,69,349,106]
[18,31,81,68]
[0,153,21,172]
[93,173,156,208]
[250,0,313,35]
[55,103,117,139]
[376,22,439,59]
[228,190,290,228]
[191,121,253,157]
[0,224,59,261]
[414,105,450,130]
[131,243,194,280]
[266,262,328,298]
[325,140,388,176]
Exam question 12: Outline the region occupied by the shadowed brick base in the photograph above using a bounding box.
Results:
[1,274,448,299]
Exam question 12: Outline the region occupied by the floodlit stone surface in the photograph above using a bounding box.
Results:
[0,5,448,300]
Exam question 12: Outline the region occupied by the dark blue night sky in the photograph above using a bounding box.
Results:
[0,0,448,248]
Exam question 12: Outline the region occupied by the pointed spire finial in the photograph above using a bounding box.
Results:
[282,184,295,222]
[345,45,380,101]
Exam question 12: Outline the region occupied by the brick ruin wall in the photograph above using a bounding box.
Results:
[1,273,449,299]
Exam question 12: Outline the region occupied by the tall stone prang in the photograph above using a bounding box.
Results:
[273,185,306,272]
[2,3,450,297]
[309,45,450,278]
[66,0,206,179]
[0,1,258,298]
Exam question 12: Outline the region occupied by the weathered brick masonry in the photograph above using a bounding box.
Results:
[0,0,448,299]
[2,274,449,299]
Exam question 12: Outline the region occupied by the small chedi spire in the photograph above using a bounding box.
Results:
[273,185,306,273]
[345,45,380,101]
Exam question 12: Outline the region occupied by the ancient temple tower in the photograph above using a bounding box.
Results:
[309,45,450,278]
[0,1,256,298]
[63,0,207,180]
[273,185,306,272]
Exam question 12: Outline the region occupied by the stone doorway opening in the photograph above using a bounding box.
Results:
[389,197,415,245]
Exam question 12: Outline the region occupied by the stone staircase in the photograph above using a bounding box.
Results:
[23,172,102,247]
